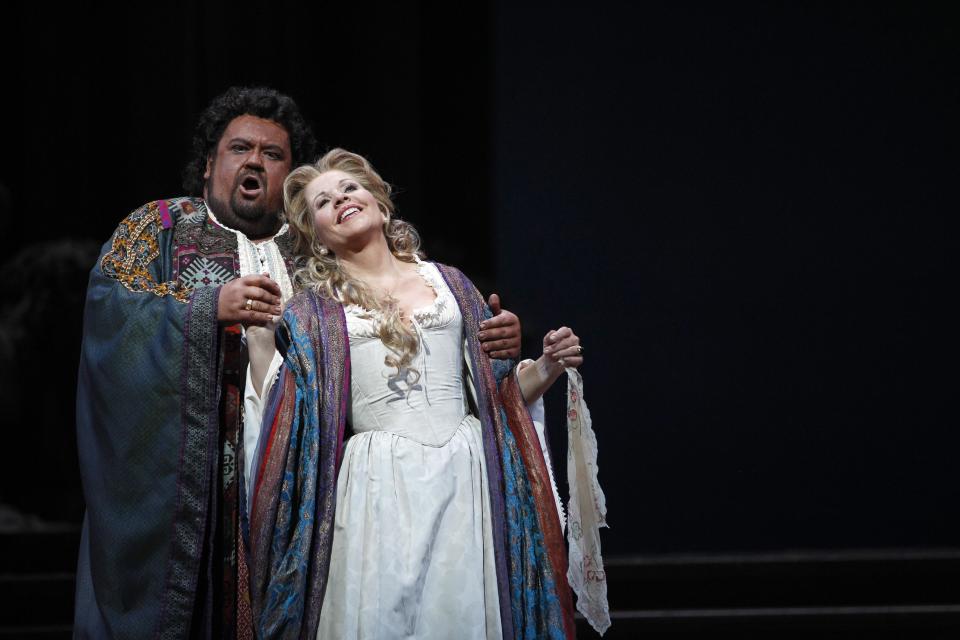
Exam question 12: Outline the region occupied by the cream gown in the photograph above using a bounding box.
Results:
[315,261,502,640]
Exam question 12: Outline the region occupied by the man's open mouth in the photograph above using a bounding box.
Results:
[238,174,263,198]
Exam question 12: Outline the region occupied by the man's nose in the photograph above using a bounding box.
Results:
[243,149,265,169]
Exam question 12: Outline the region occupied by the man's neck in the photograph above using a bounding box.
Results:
[204,199,282,242]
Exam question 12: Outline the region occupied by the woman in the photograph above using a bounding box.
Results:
[246,149,584,639]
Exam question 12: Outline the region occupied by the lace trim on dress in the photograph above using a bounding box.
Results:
[411,259,454,328]
[343,260,455,337]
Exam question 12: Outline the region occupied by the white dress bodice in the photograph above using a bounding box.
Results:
[344,261,470,445]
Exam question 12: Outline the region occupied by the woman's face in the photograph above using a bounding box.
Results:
[305,169,384,253]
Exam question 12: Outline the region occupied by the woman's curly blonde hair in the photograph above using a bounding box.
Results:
[284,148,425,381]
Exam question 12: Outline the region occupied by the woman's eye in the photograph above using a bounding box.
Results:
[345,184,357,192]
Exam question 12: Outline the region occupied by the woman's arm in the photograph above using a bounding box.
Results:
[517,326,584,403]
[247,317,280,397]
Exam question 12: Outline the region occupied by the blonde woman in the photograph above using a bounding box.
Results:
[246,149,584,639]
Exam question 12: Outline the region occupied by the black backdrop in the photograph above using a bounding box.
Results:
[1,2,956,558]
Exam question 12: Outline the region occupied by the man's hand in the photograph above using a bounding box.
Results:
[479,293,521,359]
[217,275,282,326]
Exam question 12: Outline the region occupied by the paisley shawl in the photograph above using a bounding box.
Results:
[248,291,350,639]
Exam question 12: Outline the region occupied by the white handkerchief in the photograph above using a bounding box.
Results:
[565,368,610,635]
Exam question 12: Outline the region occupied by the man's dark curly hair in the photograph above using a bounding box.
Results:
[182,86,317,195]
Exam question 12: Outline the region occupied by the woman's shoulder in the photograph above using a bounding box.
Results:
[283,288,342,322]
[425,261,483,304]
[423,261,468,288]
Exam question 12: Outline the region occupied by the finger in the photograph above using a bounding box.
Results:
[481,338,514,353]
[243,311,279,327]
[481,313,517,331]
[543,328,575,353]
[246,286,282,308]
[488,349,517,359]
[552,344,583,359]
[547,335,580,354]
[249,299,282,314]
[245,274,282,297]
[478,326,515,341]
[487,293,502,315]
[243,297,282,316]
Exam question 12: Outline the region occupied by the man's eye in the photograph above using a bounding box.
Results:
[231,145,247,152]
[266,151,282,160]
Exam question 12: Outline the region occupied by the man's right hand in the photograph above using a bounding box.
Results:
[217,275,282,326]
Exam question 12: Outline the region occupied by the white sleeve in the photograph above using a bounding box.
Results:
[243,349,284,504]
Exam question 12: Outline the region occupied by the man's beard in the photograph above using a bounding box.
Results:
[205,173,283,240]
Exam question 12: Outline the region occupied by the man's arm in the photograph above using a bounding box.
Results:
[76,201,220,635]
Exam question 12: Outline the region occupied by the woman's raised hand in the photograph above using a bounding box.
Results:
[542,326,583,370]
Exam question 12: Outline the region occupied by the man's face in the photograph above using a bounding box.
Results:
[203,114,292,238]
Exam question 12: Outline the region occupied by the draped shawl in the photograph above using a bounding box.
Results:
[248,264,576,639]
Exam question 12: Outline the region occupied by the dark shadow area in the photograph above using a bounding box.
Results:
[0,1,957,636]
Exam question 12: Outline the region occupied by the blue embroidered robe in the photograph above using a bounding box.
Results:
[74,198,294,639]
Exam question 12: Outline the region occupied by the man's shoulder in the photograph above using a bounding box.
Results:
[119,197,207,231]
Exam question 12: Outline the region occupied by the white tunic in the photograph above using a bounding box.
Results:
[316,261,502,640]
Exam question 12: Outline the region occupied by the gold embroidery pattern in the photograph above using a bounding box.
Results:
[101,201,191,303]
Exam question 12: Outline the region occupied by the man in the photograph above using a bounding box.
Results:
[74,86,521,639]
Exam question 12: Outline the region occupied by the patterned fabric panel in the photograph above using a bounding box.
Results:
[179,256,237,288]
[100,200,190,302]
[173,205,240,286]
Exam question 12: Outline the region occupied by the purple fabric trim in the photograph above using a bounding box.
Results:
[157,285,222,639]
[158,199,174,229]
[303,293,350,638]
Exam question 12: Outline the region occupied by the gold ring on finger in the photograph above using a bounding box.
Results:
[576,345,584,355]
[245,298,254,311]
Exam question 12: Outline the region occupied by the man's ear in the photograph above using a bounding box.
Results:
[203,155,213,181]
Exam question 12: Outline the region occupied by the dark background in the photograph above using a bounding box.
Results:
[1,2,956,560]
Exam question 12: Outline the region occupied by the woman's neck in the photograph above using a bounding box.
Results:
[338,238,406,288]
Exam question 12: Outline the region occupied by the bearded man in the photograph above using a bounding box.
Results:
[74,86,521,639]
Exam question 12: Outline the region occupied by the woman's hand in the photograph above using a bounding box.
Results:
[542,326,583,370]
[518,326,585,403]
